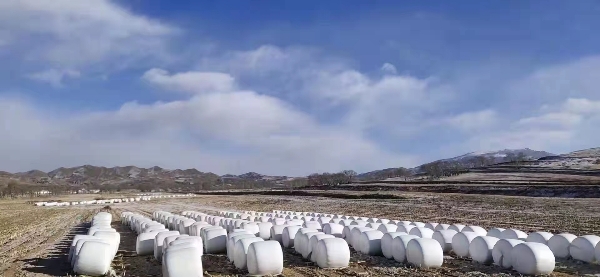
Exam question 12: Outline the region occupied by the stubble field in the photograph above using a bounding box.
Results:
[1,191,600,277]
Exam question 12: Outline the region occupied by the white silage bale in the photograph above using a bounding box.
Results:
[434,224,450,231]
[366,223,381,230]
[448,224,465,232]
[469,236,499,264]
[323,223,344,237]
[137,231,167,255]
[282,225,302,248]
[180,219,196,235]
[397,224,416,234]
[406,238,444,268]
[233,237,264,269]
[350,227,373,249]
[163,246,203,277]
[68,235,101,264]
[71,238,107,267]
[247,241,284,275]
[205,228,227,253]
[378,224,398,234]
[200,226,222,242]
[342,225,356,241]
[432,230,458,253]
[93,231,120,256]
[377,219,390,224]
[381,232,408,259]
[257,222,273,240]
[511,242,555,275]
[302,216,313,222]
[286,219,304,226]
[314,238,350,268]
[527,231,554,244]
[229,234,259,262]
[144,225,167,233]
[309,234,335,262]
[339,219,353,226]
[367,218,378,223]
[162,235,189,256]
[172,236,203,253]
[270,225,288,244]
[154,231,180,260]
[73,240,113,276]
[318,217,332,225]
[295,229,320,255]
[392,235,419,263]
[302,232,324,258]
[487,228,505,238]
[548,233,576,258]
[303,221,322,231]
[424,223,438,230]
[257,216,270,222]
[451,231,478,257]
[492,238,524,268]
[409,227,434,239]
[463,226,487,236]
[411,222,426,227]
[351,220,368,227]
[357,230,384,256]
[189,222,210,236]
[501,228,528,240]
[88,227,115,236]
[570,235,600,263]
[272,218,286,226]
[242,222,260,236]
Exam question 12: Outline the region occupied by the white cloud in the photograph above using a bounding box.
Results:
[445,109,498,132]
[142,68,236,94]
[27,68,81,87]
[381,63,398,75]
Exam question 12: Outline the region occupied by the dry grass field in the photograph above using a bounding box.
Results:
[1,191,600,276]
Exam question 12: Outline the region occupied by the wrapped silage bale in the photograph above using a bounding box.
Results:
[323,223,344,238]
[73,240,113,276]
[200,226,223,242]
[340,219,353,226]
[486,228,505,238]
[492,238,523,268]
[272,218,286,226]
[229,234,260,262]
[526,231,554,244]
[434,224,450,231]
[342,225,356,241]
[451,231,478,257]
[432,230,458,253]
[71,238,108,268]
[137,231,168,255]
[398,220,411,226]
[286,219,304,226]
[242,222,260,236]
[233,237,264,269]
[309,234,335,262]
[246,241,284,276]
[257,222,273,240]
[68,235,102,264]
[463,226,487,236]
[93,231,120,257]
[548,233,576,258]
[154,231,180,260]
[406,238,444,268]
[392,234,419,263]
[163,246,203,277]
[448,224,465,232]
[162,235,189,256]
[397,224,415,234]
[189,222,211,236]
[302,232,325,259]
[469,236,499,264]
[424,223,439,230]
[350,227,373,249]
[314,238,350,268]
[294,229,320,255]
[303,221,322,231]
[366,223,382,230]
[409,227,434,239]
[381,232,409,259]
[411,222,426,228]
[377,219,390,224]
[171,236,203,253]
[377,224,398,234]
[510,242,555,275]
[270,225,288,244]
[179,219,196,235]
[282,225,302,248]
[501,229,527,240]
[357,230,384,256]
[570,235,600,263]
[351,220,368,227]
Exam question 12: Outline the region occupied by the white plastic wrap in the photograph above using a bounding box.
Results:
[469,236,499,264]
[377,224,398,234]
[501,229,528,240]
[487,228,505,238]
[547,233,576,258]
[406,238,444,268]
[381,232,408,259]
[526,231,554,244]
[357,230,384,256]
[163,246,203,277]
[246,241,284,276]
[204,228,228,254]
[492,238,524,268]
[570,235,600,263]
[323,223,344,238]
[73,240,113,276]
[432,230,458,253]
[409,227,434,239]
[451,231,478,257]
[257,222,273,240]
[233,237,264,269]
[463,226,487,236]
[282,225,302,248]
[511,242,555,275]
[154,231,180,260]
[392,234,419,263]
[314,238,350,268]
[309,234,335,262]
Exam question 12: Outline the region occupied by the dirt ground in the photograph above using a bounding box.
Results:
[2,191,600,276]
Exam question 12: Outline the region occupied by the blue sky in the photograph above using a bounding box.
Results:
[1,0,600,175]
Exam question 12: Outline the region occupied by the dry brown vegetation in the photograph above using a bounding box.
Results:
[2,191,600,276]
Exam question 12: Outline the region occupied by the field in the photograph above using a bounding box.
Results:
[1,191,600,277]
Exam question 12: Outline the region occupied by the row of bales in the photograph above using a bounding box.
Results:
[126,208,600,276]
[67,212,121,276]
[34,193,196,206]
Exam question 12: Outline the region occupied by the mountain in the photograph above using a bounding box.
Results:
[356,148,555,180]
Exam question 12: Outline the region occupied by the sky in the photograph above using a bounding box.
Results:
[1,0,600,175]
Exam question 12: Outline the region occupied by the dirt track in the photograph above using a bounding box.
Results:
[2,192,600,276]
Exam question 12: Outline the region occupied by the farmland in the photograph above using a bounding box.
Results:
[1,190,600,276]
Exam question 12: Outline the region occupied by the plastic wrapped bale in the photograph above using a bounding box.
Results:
[406,238,444,268]
[424,223,439,230]
[411,222,426,228]
[242,222,260,236]
[381,232,408,259]
[366,218,378,223]
[434,224,450,231]
[200,226,223,242]
[154,231,180,260]
[340,219,354,226]
[162,235,189,256]
[570,235,600,263]
[172,236,204,254]
[163,246,203,277]
[323,223,344,238]
[281,225,302,248]
[357,230,384,256]
[313,238,350,268]
[501,229,528,240]
[286,219,304,226]
[409,227,434,239]
[309,234,335,262]
[69,236,104,265]
[487,228,505,238]
[295,229,320,255]
[190,222,211,236]
[318,217,332,225]
[492,238,523,268]
[233,237,264,269]
[366,223,382,230]
[180,219,196,235]
[432,230,458,253]
[350,227,373,249]
[392,235,419,263]
[451,231,478,257]
[137,231,168,255]
[270,225,289,244]
[246,240,284,276]
[469,236,500,264]
[448,224,465,232]
[377,224,398,234]
[272,218,286,226]
[527,232,554,244]
[304,221,322,231]
[302,232,325,258]
[205,228,228,254]
[93,231,120,257]
[510,242,555,275]
[342,225,357,242]
[73,240,113,276]
[351,220,368,227]
[463,226,487,236]
[547,233,576,259]
[257,222,273,240]
[397,224,415,234]
[376,219,390,224]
